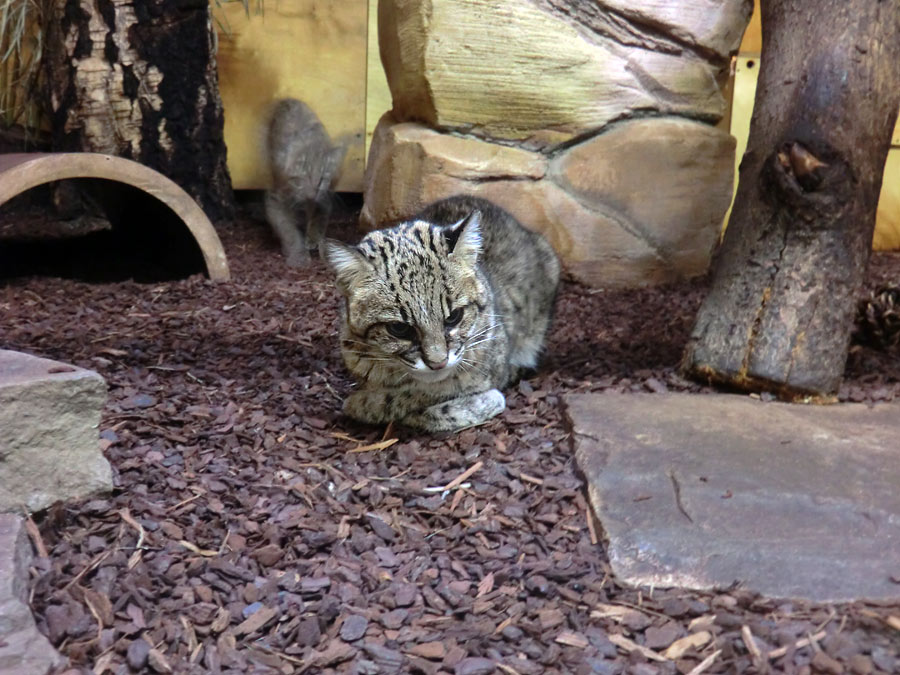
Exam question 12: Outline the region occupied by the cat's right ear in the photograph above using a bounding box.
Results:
[321,239,371,291]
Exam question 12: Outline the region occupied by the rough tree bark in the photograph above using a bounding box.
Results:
[683,0,900,399]
[43,0,235,222]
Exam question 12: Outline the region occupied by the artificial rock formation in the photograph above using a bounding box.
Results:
[0,350,112,513]
[363,113,736,287]
[367,0,752,287]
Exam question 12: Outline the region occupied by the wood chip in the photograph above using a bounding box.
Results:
[555,630,589,649]
[178,540,219,557]
[663,630,711,659]
[608,633,668,662]
[233,606,277,636]
[591,603,631,621]
[741,624,763,662]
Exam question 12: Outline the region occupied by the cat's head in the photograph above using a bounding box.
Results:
[323,210,492,382]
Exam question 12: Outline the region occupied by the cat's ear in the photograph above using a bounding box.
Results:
[321,239,371,291]
[446,210,482,266]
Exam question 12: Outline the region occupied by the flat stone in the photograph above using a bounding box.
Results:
[0,514,67,674]
[0,350,112,512]
[565,392,900,602]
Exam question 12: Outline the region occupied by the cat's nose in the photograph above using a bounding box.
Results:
[426,356,449,370]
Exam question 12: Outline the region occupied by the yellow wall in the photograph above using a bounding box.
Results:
[213,0,369,192]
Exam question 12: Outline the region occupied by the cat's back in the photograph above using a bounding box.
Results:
[267,99,333,183]
[416,195,559,287]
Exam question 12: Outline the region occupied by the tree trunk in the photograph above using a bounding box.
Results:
[683,0,900,399]
[43,0,235,222]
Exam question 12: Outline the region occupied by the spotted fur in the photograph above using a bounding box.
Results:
[323,196,560,432]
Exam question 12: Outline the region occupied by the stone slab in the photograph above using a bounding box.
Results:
[0,513,66,674]
[0,350,112,513]
[565,392,900,602]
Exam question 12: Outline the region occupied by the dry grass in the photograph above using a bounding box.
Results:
[0,0,43,128]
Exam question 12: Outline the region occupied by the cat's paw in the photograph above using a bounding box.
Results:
[472,388,506,421]
[284,250,311,268]
[404,388,506,432]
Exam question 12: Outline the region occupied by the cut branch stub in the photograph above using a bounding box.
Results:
[683,0,900,399]
[762,141,852,225]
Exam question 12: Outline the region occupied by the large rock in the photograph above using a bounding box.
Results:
[378,0,742,149]
[0,514,66,674]
[363,114,734,287]
[550,117,736,279]
[566,392,900,602]
[581,0,753,58]
[0,350,112,513]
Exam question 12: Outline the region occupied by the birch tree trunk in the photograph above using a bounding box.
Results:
[43,0,235,222]
[683,0,900,398]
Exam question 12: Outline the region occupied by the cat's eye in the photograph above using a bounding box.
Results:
[386,322,415,339]
[445,307,464,327]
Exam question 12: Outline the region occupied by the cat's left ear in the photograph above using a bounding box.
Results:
[321,239,371,292]
[446,210,482,266]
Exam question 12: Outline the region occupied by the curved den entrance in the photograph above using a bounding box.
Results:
[0,153,229,282]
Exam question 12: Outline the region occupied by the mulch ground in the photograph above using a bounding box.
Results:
[1,197,899,675]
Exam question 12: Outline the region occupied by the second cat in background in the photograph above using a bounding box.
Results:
[265,98,346,267]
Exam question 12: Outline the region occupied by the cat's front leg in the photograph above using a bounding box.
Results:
[265,191,310,267]
[343,390,398,426]
[402,389,506,433]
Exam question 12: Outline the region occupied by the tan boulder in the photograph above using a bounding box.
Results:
[363,115,734,287]
[590,0,753,58]
[378,0,728,149]
[551,117,736,278]
[361,112,548,228]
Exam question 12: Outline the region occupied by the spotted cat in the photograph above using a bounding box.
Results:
[323,195,559,432]
[265,98,345,267]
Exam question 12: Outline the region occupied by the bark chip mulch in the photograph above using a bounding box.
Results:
[1,201,899,674]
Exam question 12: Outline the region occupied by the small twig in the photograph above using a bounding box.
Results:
[167,493,202,512]
[437,461,484,492]
[687,649,721,675]
[22,510,48,557]
[767,630,826,659]
[519,472,543,486]
[585,506,599,546]
[119,508,145,549]
[381,421,395,441]
[62,550,112,591]
[669,470,694,523]
[347,438,399,454]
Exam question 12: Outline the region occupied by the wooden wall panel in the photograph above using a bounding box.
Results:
[213,0,368,191]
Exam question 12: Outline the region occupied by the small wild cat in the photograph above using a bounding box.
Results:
[323,195,559,432]
[265,98,346,267]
